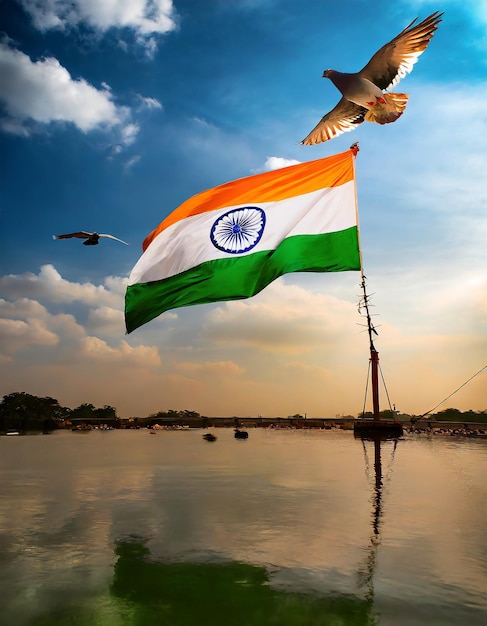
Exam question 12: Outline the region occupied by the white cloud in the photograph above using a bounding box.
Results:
[111,123,140,155]
[0,264,125,308]
[250,156,302,174]
[119,122,140,146]
[123,155,142,170]
[140,36,158,59]
[138,96,163,110]
[19,0,177,53]
[263,156,301,171]
[191,116,212,128]
[0,43,130,136]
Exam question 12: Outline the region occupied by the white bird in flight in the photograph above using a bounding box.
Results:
[301,11,443,145]
[53,231,129,246]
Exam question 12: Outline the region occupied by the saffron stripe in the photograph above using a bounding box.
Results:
[143,150,354,250]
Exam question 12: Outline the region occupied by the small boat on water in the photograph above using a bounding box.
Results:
[203,433,217,442]
[234,429,249,439]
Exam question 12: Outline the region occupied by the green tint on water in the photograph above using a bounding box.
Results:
[26,544,375,626]
[0,428,485,625]
[109,538,374,626]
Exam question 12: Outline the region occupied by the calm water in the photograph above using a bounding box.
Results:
[0,428,486,626]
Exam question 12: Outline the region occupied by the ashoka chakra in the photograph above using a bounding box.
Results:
[210,206,266,254]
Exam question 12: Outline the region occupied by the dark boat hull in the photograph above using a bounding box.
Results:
[234,429,249,439]
[353,419,403,440]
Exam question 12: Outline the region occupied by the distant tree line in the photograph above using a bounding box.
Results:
[150,409,202,420]
[0,392,117,432]
[0,392,486,432]
[414,407,487,423]
[132,409,203,428]
[356,408,487,424]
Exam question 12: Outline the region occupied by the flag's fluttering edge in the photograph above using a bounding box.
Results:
[125,147,361,333]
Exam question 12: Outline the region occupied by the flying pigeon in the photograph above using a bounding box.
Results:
[301,11,443,145]
[53,231,129,246]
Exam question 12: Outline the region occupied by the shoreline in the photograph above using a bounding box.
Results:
[3,419,486,438]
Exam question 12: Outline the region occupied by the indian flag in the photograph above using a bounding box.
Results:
[125,147,361,333]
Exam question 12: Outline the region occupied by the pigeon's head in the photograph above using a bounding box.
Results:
[322,69,333,78]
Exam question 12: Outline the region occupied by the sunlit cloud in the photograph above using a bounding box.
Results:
[0,316,58,353]
[263,156,301,171]
[176,360,246,376]
[86,306,126,336]
[205,282,357,355]
[0,265,124,307]
[0,297,49,320]
[0,262,484,416]
[0,270,162,411]
[80,336,160,366]
[250,156,302,174]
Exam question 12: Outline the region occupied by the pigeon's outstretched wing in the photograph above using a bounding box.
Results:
[53,232,94,240]
[301,11,442,145]
[98,234,129,245]
[359,11,443,90]
[301,98,366,146]
[53,231,129,245]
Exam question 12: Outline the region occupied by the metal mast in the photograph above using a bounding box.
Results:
[360,274,380,421]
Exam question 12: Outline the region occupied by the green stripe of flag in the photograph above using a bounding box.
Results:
[125,228,360,333]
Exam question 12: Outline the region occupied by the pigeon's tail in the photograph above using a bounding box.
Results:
[364,92,408,125]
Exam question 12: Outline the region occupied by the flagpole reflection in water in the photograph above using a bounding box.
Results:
[356,433,400,610]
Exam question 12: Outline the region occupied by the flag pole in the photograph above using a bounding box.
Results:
[350,142,379,420]
[351,143,402,438]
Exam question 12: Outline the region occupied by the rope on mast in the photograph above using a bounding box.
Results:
[361,360,371,418]
[419,365,487,418]
[378,362,394,412]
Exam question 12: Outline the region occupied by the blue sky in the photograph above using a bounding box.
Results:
[1,0,486,418]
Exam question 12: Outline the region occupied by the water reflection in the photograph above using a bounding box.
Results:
[356,434,399,606]
[1,429,486,625]
[110,536,375,626]
[108,434,394,626]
